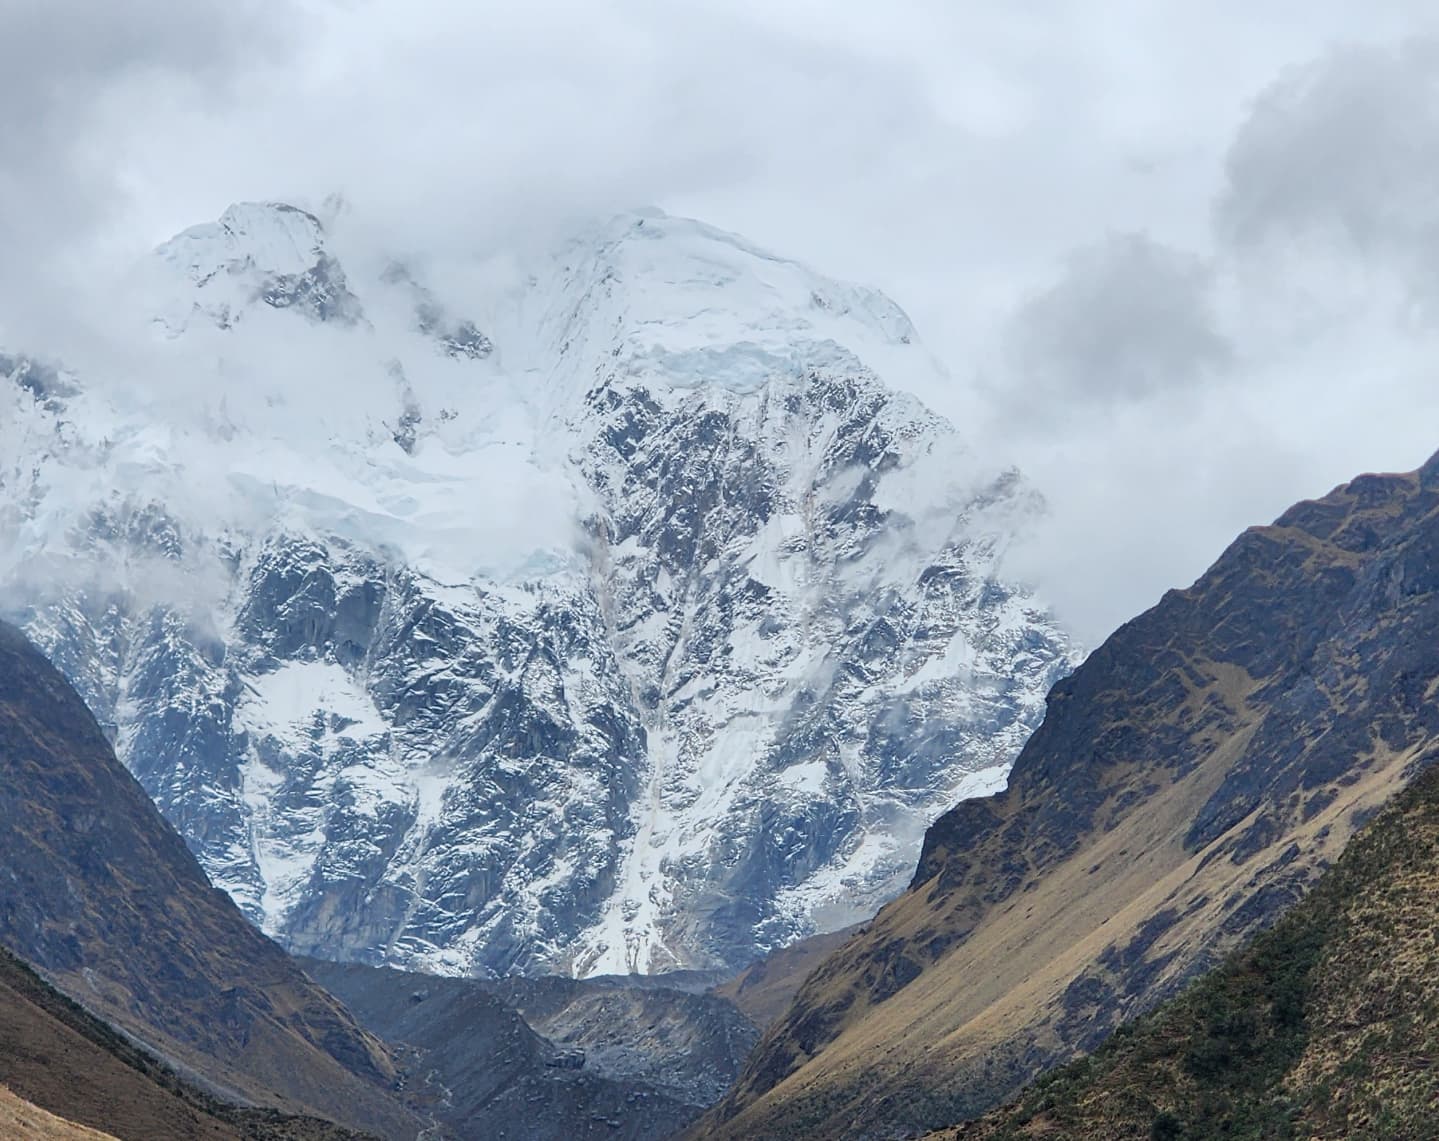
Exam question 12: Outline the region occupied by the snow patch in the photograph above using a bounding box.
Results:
[239,661,387,749]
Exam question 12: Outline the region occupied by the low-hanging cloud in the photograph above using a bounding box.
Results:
[8,2,1439,649]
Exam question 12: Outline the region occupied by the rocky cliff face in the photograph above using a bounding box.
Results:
[701,452,1439,1139]
[0,621,421,1138]
[3,202,1077,977]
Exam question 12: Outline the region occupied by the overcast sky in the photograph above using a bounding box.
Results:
[6,0,1439,642]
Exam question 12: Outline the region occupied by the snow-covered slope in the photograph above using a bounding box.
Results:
[1,203,1079,976]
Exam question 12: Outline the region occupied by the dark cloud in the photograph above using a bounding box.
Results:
[1,0,288,202]
[1002,233,1230,413]
[1218,40,1439,275]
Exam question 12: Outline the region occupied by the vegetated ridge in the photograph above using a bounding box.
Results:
[947,757,1439,1140]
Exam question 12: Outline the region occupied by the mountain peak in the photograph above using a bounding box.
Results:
[160,201,328,283]
[9,202,1076,981]
[525,207,929,410]
[152,200,360,333]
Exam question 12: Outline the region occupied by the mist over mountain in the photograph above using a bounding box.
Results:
[2,202,1077,980]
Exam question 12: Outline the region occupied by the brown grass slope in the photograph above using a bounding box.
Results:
[0,1086,117,1140]
[699,451,1439,1139]
[946,758,1439,1140]
[0,942,368,1140]
[713,927,860,1030]
[0,621,421,1139]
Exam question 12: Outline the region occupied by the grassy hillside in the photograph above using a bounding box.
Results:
[0,1086,118,1140]
[947,758,1439,1140]
[712,927,859,1030]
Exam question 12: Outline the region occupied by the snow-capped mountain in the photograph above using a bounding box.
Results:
[1,202,1079,977]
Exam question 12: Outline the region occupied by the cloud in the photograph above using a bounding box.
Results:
[1218,41,1439,268]
[0,1,279,148]
[0,1,289,223]
[0,0,299,348]
[8,2,1439,648]
[980,35,1439,643]
[102,0,943,262]
[1000,233,1231,416]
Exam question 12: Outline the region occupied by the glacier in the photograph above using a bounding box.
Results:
[1,202,1080,976]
